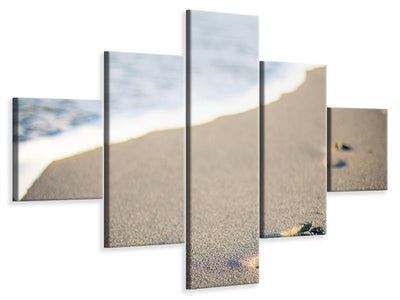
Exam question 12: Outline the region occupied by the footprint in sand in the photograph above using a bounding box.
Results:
[328,141,353,168]
[227,255,259,271]
[240,255,259,270]
[334,141,353,152]
[280,221,325,237]
[331,160,347,168]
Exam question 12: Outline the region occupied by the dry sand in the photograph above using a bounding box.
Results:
[327,108,387,191]
[22,147,102,201]
[23,126,185,248]
[261,67,327,238]
[187,108,259,289]
[105,128,184,247]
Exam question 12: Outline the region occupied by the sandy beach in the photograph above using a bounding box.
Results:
[22,147,103,201]
[327,108,387,191]
[187,108,259,289]
[105,128,184,247]
[261,67,327,238]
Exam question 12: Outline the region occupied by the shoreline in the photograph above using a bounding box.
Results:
[17,121,102,200]
[261,66,327,237]
[263,63,324,106]
[22,146,103,201]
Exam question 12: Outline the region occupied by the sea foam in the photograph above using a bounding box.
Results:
[18,122,102,200]
[263,62,324,105]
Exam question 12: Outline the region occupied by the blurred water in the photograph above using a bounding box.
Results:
[109,53,183,118]
[17,98,101,143]
[108,52,184,143]
[264,62,292,84]
[190,11,259,100]
[15,98,102,200]
[263,62,323,105]
[189,11,259,124]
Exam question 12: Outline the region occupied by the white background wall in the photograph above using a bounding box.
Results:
[1,0,399,299]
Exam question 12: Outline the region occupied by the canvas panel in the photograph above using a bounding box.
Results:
[260,62,327,238]
[104,52,185,247]
[186,10,259,289]
[327,107,387,191]
[12,97,102,201]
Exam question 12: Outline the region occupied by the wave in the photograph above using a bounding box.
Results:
[17,122,102,200]
[109,108,185,144]
[263,62,324,105]
[191,86,259,126]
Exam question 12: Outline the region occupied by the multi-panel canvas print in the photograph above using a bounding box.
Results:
[327,108,387,191]
[104,52,185,247]
[8,7,391,292]
[13,98,102,201]
[186,10,259,289]
[260,62,327,238]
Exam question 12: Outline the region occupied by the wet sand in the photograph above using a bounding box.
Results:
[327,108,387,191]
[22,147,103,201]
[261,67,327,238]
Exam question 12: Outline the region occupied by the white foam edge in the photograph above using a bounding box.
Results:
[109,108,185,144]
[17,123,102,200]
[264,63,325,105]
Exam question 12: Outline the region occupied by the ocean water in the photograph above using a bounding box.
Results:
[17,98,101,142]
[263,62,323,105]
[190,11,259,125]
[15,98,102,200]
[108,52,185,143]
